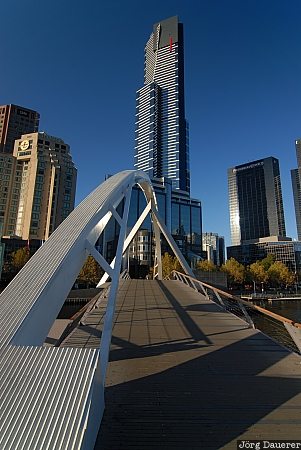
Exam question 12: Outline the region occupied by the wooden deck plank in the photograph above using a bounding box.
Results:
[95,280,301,449]
[62,279,301,449]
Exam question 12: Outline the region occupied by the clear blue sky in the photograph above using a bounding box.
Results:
[1,0,301,246]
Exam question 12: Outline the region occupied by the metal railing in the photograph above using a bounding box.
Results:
[170,270,301,354]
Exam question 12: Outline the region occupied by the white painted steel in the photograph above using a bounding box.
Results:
[0,170,156,348]
[152,208,194,277]
[0,347,98,450]
[99,185,133,382]
[96,200,152,287]
[0,169,175,449]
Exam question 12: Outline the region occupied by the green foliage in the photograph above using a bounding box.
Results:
[162,252,183,279]
[249,261,268,283]
[267,261,295,287]
[10,247,30,272]
[77,255,103,287]
[221,258,245,286]
[197,260,218,272]
[260,254,276,271]
[220,255,296,290]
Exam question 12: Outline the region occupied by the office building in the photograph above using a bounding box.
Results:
[127,177,202,272]
[228,157,286,246]
[227,236,301,273]
[0,219,5,280]
[0,153,16,233]
[0,104,39,154]
[97,16,202,274]
[202,232,225,266]
[3,132,76,240]
[99,176,202,275]
[291,139,301,240]
[134,16,190,194]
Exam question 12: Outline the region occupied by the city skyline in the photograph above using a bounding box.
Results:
[2,1,301,246]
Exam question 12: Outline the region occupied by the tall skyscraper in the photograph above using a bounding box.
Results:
[0,104,40,154]
[3,132,77,240]
[291,139,301,240]
[228,157,286,245]
[134,16,190,194]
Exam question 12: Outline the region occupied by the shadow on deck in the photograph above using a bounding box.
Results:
[91,279,301,449]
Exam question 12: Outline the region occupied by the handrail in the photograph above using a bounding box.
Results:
[171,270,301,353]
[171,270,301,329]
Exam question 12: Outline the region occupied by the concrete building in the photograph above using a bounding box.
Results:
[134,16,190,194]
[202,232,225,266]
[228,157,286,246]
[3,132,76,240]
[0,153,16,233]
[0,104,39,154]
[291,139,301,240]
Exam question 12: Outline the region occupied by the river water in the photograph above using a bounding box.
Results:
[252,298,301,323]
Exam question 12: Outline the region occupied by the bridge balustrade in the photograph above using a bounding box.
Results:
[170,270,301,354]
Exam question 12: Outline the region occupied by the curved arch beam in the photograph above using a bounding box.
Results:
[0,169,193,450]
[0,170,156,348]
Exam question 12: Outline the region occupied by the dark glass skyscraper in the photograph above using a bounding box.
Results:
[228,157,286,245]
[291,139,301,240]
[134,16,190,194]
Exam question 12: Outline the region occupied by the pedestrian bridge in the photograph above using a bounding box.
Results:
[0,170,301,449]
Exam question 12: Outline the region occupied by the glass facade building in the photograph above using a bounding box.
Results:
[134,16,190,194]
[291,139,301,240]
[228,157,286,245]
[99,17,203,273]
[128,178,202,256]
[227,238,301,273]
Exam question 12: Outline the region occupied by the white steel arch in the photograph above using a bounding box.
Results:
[0,170,193,450]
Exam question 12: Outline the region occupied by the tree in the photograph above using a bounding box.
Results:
[267,261,295,287]
[249,261,268,284]
[260,254,276,271]
[221,258,245,286]
[77,255,103,287]
[162,252,183,279]
[10,247,30,272]
[197,260,218,272]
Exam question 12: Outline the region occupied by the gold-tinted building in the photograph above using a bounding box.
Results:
[4,132,77,240]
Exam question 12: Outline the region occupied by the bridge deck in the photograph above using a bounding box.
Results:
[64,279,301,449]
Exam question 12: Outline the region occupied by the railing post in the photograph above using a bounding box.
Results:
[214,290,226,307]
[238,300,255,328]
[198,281,209,300]
[190,278,198,292]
